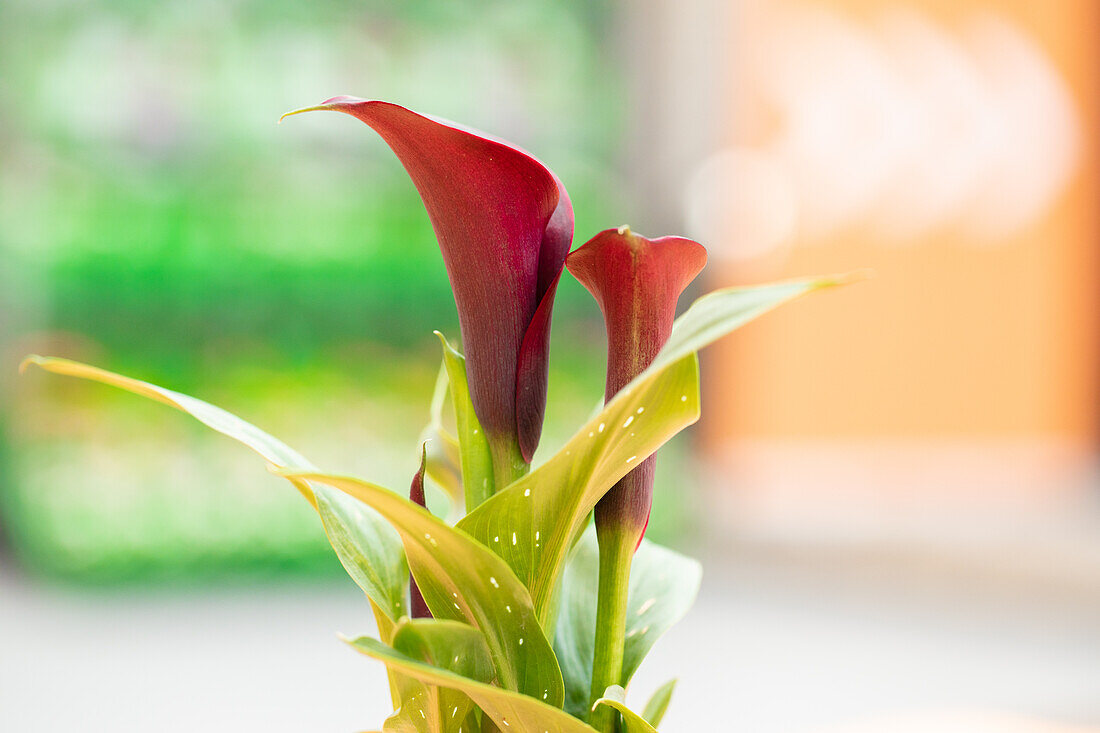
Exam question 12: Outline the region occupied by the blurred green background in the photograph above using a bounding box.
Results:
[0,0,697,582]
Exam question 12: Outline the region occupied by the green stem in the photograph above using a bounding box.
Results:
[488,434,529,494]
[463,433,495,513]
[589,528,634,733]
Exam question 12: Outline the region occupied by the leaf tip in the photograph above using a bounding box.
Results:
[18,354,44,375]
[433,330,462,359]
[819,268,875,288]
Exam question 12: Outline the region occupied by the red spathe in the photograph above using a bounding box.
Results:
[567,227,707,539]
[306,97,574,463]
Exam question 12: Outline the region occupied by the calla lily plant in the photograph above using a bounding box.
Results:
[22,97,850,732]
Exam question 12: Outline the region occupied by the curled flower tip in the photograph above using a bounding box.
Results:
[279,96,365,123]
[278,105,326,123]
[567,227,708,399]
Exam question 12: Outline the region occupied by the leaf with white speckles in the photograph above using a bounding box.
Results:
[458,354,699,625]
[459,277,845,625]
[349,636,599,733]
[277,469,563,708]
[378,619,494,733]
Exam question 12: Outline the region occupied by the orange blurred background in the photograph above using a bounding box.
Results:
[694,0,1100,547]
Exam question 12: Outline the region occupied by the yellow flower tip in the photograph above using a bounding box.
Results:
[278,104,334,124]
[616,224,632,236]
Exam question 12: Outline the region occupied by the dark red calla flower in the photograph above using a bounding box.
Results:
[566,226,707,542]
[284,97,574,474]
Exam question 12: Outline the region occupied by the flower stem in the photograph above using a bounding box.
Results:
[488,435,529,494]
[589,527,634,733]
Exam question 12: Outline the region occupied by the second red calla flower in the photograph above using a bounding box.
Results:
[284,97,574,477]
[566,226,707,543]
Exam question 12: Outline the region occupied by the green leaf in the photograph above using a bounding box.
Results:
[458,275,845,624]
[435,332,495,512]
[379,619,494,733]
[641,680,676,728]
[391,620,494,680]
[420,359,464,514]
[554,528,701,718]
[278,469,563,707]
[347,636,599,733]
[649,275,853,377]
[315,490,410,622]
[593,686,657,733]
[458,354,700,623]
[20,355,409,622]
